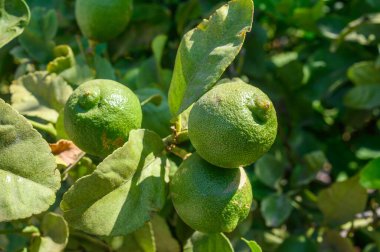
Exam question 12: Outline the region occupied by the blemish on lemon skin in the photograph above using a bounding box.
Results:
[5,175,11,183]
[102,132,125,151]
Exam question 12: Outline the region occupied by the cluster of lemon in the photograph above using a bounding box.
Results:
[171,81,278,233]
[64,79,277,234]
[66,0,278,235]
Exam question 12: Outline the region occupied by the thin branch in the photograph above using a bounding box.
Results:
[61,152,86,180]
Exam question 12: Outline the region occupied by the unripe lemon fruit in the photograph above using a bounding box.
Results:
[188,80,278,168]
[64,79,142,158]
[75,0,133,42]
[170,153,253,233]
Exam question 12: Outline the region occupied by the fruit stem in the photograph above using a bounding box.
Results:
[168,145,191,160]
[163,130,189,146]
[61,152,86,180]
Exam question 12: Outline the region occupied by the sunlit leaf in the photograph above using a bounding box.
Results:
[0,99,61,221]
[242,238,262,252]
[0,0,30,48]
[19,7,58,63]
[30,213,69,252]
[10,71,73,123]
[47,45,76,74]
[168,0,254,115]
[61,129,168,236]
[151,215,181,252]
[333,13,380,50]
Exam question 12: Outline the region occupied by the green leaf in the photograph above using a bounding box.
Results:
[291,0,325,31]
[348,61,380,86]
[109,215,180,252]
[260,194,293,227]
[242,238,262,252]
[175,0,201,35]
[18,7,58,63]
[0,0,30,48]
[332,13,380,50]
[60,129,168,236]
[152,34,167,68]
[291,151,327,187]
[94,55,116,80]
[10,71,73,123]
[30,213,69,252]
[356,144,380,160]
[344,85,380,110]
[304,150,328,170]
[47,45,76,74]
[55,109,69,140]
[168,0,254,115]
[320,230,355,252]
[0,99,61,222]
[184,232,234,252]
[360,158,380,189]
[276,60,305,90]
[136,88,172,137]
[125,222,156,252]
[109,223,154,252]
[152,34,172,90]
[151,215,181,252]
[276,236,317,252]
[254,155,284,189]
[317,176,368,227]
[112,3,171,58]
[59,64,95,87]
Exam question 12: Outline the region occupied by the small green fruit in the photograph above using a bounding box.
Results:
[64,79,142,158]
[75,0,133,42]
[170,153,253,233]
[188,79,278,168]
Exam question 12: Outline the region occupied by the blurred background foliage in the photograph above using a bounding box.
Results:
[1,0,380,251]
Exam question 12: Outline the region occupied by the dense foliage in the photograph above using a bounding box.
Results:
[0,0,380,251]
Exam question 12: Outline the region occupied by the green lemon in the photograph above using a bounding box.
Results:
[188,80,278,168]
[64,79,142,158]
[170,153,253,233]
[75,0,133,42]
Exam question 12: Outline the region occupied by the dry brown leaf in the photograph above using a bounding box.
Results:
[50,140,84,167]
